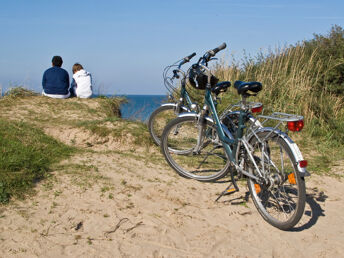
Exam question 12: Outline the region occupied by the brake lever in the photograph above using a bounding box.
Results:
[172,70,180,79]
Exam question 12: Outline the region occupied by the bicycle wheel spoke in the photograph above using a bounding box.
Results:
[247,131,306,230]
[161,116,230,181]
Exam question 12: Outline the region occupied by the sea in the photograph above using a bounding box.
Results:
[118,95,168,122]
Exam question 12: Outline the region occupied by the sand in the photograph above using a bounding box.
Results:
[0,97,343,257]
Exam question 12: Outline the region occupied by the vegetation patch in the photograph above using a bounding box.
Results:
[97,95,127,118]
[0,119,75,203]
[207,25,344,174]
[76,117,153,147]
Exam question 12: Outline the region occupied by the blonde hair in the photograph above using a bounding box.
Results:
[72,63,84,74]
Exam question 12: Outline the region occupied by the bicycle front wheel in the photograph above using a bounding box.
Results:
[161,116,231,182]
[246,131,306,230]
[148,105,178,146]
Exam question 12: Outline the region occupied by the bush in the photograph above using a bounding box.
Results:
[304,25,344,95]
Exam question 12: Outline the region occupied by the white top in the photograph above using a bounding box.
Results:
[72,69,93,98]
[42,91,70,99]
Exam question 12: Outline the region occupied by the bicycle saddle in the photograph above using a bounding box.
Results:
[234,80,262,96]
[212,81,231,95]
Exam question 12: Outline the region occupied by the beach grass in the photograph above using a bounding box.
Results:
[0,119,75,203]
[207,26,344,173]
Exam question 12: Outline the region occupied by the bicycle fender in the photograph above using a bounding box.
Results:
[161,103,191,112]
[160,103,177,108]
[177,112,213,122]
[250,127,310,177]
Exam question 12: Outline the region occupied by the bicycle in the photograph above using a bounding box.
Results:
[148,52,198,146]
[161,43,309,230]
[148,50,236,146]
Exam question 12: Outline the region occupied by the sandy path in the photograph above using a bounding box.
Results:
[0,149,343,257]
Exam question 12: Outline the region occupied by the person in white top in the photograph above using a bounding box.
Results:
[70,63,93,98]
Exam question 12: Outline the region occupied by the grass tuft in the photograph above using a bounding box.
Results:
[0,119,75,203]
[4,87,38,98]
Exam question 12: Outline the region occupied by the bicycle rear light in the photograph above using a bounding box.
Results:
[287,120,304,132]
[299,160,308,168]
[251,104,263,113]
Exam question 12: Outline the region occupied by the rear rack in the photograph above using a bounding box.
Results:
[258,112,303,122]
[255,112,304,135]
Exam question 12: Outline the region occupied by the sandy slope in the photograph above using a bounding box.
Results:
[0,97,343,257]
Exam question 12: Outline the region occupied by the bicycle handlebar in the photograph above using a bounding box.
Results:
[185,52,197,62]
[179,52,196,67]
[203,42,227,62]
[211,42,227,55]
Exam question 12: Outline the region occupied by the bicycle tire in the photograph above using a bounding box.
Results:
[148,105,178,146]
[246,131,306,230]
[161,116,231,182]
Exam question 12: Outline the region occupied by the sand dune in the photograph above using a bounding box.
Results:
[0,97,343,257]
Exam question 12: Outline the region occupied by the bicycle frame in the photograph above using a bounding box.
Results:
[175,70,195,112]
[199,64,264,182]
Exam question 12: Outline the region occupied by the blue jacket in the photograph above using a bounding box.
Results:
[42,66,70,95]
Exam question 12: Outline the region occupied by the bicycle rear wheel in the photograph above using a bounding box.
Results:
[148,105,177,146]
[246,131,306,230]
[161,116,231,182]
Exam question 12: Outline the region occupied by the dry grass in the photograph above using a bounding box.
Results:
[211,44,344,173]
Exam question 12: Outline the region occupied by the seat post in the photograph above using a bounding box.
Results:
[241,95,247,110]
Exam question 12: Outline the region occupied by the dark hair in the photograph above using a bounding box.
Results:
[72,63,84,74]
[52,56,63,67]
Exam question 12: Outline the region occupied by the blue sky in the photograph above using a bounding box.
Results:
[0,0,343,95]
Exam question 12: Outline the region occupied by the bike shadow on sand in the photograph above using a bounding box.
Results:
[290,187,327,232]
[214,179,327,231]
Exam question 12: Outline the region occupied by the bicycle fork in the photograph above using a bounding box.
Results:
[193,107,208,154]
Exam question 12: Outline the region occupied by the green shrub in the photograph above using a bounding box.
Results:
[304,25,344,95]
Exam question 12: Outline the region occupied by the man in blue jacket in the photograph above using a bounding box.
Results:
[42,56,70,98]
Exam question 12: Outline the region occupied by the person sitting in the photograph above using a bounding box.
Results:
[70,63,93,98]
[42,56,70,99]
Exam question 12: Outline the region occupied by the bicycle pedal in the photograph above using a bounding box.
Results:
[226,188,236,194]
[215,187,237,202]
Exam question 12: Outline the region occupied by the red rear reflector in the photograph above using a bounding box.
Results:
[299,160,308,168]
[251,105,263,113]
[287,120,304,132]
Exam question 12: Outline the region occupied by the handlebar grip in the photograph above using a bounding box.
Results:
[213,42,226,54]
[207,43,227,59]
[185,52,196,62]
[179,52,196,66]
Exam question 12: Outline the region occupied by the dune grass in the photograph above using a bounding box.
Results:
[209,28,344,173]
[0,119,75,203]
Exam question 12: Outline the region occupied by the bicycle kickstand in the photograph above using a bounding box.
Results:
[215,182,239,202]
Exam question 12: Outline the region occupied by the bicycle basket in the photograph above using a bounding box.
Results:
[188,65,219,90]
